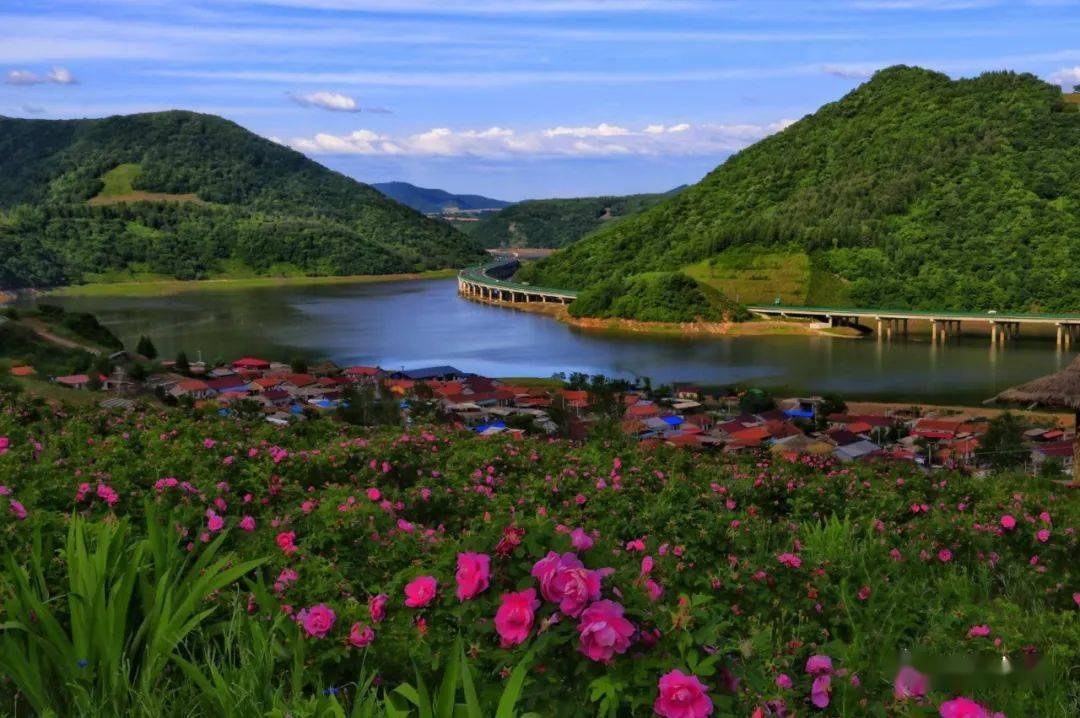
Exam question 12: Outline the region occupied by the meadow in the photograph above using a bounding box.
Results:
[0,393,1076,717]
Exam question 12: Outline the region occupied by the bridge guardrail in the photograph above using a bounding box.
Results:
[458,260,579,299]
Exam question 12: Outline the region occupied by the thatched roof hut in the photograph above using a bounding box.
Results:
[994,357,1080,483]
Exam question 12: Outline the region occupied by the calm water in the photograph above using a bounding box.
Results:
[21,278,1074,403]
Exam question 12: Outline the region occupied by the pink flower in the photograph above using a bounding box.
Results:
[9,500,27,520]
[531,551,605,617]
[404,576,437,608]
[207,513,224,533]
[276,531,297,555]
[494,588,539,647]
[939,697,992,718]
[805,655,833,676]
[776,674,793,689]
[0,436,9,454]
[777,553,802,569]
[999,515,1016,530]
[366,488,381,501]
[938,549,953,563]
[811,675,831,709]
[653,669,713,718]
[571,527,594,552]
[967,624,991,638]
[455,552,491,601]
[369,593,389,623]
[645,579,663,602]
[349,622,375,648]
[577,600,634,662]
[298,604,335,638]
[894,666,929,700]
[239,515,256,532]
[1036,529,1050,543]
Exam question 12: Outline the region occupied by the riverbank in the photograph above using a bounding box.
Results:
[41,269,459,298]
[472,298,862,338]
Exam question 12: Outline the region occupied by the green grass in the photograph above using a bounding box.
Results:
[683,248,812,305]
[88,162,205,206]
[98,163,141,196]
[48,268,459,298]
[682,247,851,307]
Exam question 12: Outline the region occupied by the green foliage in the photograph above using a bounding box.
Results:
[136,335,158,360]
[976,412,1030,468]
[525,68,1080,312]
[569,272,748,323]
[0,508,265,716]
[0,111,485,287]
[0,322,94,375]
[472,191,678,249]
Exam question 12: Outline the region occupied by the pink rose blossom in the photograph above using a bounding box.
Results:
[939,697,992,718]
[276,531,297,555]
[653,669,713,718]
[369,593,389,623]
[9,500,27,520]
[805,655,833,676]
[577,600,634,662]
[1036,529,1050,543]
[777,553,802,569]
[894,666,929,700]
[0,437,9,455]
[999,515,1016,530]
[298,603,335,638]
[404,576,438,608]
[967,624,991,639]
[811,674,831,709]
[570,527,594,552]
[239,516,256,532]
[531,551,605,617]
[938,549,953,563]
[207,513,224,533]
[776,674,792,689]
[349,622,375,648]
[455,552,491,601]
[494,588,539,647]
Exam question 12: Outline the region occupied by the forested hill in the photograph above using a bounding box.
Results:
[372,182,511,214]
[0,111,484,288]
[520,67,1080,313]
[470,190,682,249]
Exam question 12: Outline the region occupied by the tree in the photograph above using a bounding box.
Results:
[290,357,308,374]
[739,388,775,415]
[975,412,1028,469]
[136,335,158,360]
[174,351,190,375]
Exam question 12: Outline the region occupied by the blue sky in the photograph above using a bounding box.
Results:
[3,0,1080,200]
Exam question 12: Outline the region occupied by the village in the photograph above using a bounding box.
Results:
[5,351,1074,477]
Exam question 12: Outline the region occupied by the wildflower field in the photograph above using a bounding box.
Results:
[0,396,1077,717]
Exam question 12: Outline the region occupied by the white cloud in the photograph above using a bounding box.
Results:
[290,91,362,112]
[1049,66,1080,88]
[821,63,877,78]
[4,65,77,85]
[277,119,794,158]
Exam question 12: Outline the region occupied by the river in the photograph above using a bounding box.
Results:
[18,278,1074,404]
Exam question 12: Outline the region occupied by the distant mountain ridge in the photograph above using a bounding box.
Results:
[521,67,1080,315]
[372,182,512,214]
[0,111,484,288]
[469,187,686,249]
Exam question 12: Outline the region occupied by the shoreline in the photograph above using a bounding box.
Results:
[469,298,862,339]
[33,269,458,299]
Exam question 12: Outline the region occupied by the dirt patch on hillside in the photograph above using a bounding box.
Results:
[88,192,205,206]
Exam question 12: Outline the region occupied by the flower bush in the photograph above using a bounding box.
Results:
[0,394,1077,716]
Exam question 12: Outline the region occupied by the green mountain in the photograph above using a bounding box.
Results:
[520,67,1080,315]
[0,111,485,288]
[471,189,683,249]
[372,182,511,214]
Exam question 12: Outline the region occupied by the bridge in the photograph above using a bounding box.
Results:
[458,260,578,305]
[748,304,1080,346]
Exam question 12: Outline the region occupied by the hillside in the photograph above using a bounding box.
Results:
[471,189,682,249]
[520,68,1080,314]
[372,181,511,214]
[0,112,484,288]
